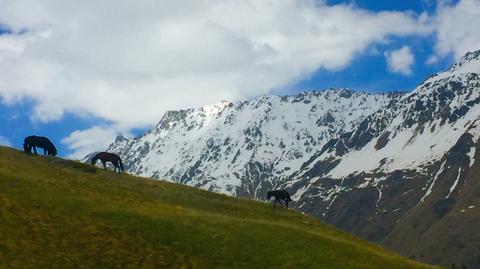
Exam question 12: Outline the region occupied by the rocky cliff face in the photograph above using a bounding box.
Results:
[105,88,401,198]
[100,50,480,268]
[287,50,480,268]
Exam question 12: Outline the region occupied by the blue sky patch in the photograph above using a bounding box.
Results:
[0,0,476,158]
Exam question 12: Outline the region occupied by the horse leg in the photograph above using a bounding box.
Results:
[33,146,38,155]
[44,148,47,155]
[285,199,289,209]
[118,160,122,173]
[273,198,277,207]
[102,161,107,170]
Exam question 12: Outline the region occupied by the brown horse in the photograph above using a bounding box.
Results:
[91,152,124,172]
[267,190,292,208]
[23,135,57,156]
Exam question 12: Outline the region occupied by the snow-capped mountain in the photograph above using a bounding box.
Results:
[286,50,480,268]
[106,89,402,198]
[291,50,480,183]
[99,50,480,268]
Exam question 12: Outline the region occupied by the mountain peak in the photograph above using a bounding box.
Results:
[200,100,233,116]
[448,49,480,72]
[114,135,128,143]
[425,49,480,83]
[461,49,480,62]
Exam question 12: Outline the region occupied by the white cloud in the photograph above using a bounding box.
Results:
[384,46,415,75]
[432,0,480,59]
[0,0,431,131]
[0,135,12,147]
[61,126,126,160]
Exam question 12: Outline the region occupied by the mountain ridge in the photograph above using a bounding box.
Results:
[286,49,480,268]
[98,49,480,268]
[104,87,403,198]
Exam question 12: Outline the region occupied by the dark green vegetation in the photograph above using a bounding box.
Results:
[0,146,438,269]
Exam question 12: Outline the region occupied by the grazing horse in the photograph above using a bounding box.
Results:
[91,152,124,173]
[23,135,57,156]
[267,190,292,208]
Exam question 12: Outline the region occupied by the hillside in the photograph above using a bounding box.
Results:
[100,50,480,268]
[0,146,437,269]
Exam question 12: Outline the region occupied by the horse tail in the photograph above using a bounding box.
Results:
[118,158,124,172]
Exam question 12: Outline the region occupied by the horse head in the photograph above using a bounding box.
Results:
[49,144,58,156]
[91,154,99,165]
[23,143,31,154]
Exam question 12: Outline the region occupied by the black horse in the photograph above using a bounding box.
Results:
[267,190,292,208]
[23,135,57,156]
[91,152,124,173]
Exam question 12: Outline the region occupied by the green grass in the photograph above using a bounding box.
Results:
[0,146,439,269]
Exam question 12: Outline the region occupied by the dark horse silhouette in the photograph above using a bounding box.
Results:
[267,190,292,208]
[23,135,57,156]
[91,152,124,173]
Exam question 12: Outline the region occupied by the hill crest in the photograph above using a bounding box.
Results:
[0,146,437,269]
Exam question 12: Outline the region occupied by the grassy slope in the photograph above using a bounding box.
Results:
[0,146,439,269]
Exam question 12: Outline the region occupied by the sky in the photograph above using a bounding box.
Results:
[0,0,479,159]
